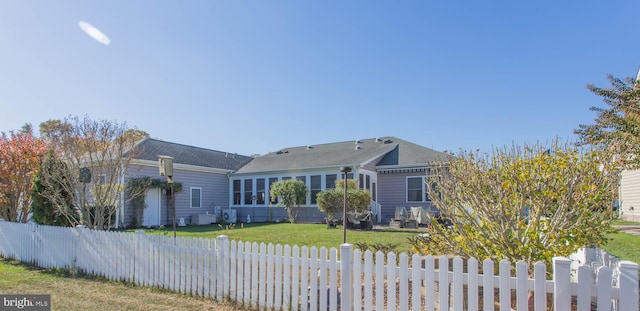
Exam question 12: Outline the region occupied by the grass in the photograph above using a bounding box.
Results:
[611,219,640,226]
[603,219,640,264]
[130,222,427,254]
[133,220,640,265]
[0,258,243,311]
[603,232,640,264]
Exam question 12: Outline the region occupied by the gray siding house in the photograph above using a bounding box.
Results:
[118,136,446,227]
[231,137,447,224]
[119,139,252,228]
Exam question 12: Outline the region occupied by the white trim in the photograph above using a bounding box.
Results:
[131,159,233,174]
[190,187,202,208]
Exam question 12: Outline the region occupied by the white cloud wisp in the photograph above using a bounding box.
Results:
[79,21,110,45]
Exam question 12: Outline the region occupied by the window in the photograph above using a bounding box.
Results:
[372,182,377,201]
[282,176,291,181]
[269,177,279,204]
[310,175,321,204]
[346,173,354,179]
[233,180,241,205]
[407,177,423,202]
[325,174,337,189]
[366,175,371,190]
[425,181,440,202]
[256,179,265,204]
[244,179,253,205]
[190,187,202,208]
[296,176,307,204]
[359,174,364,190]
[406,176,439,202]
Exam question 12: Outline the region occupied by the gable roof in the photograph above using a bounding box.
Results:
[133,138,253,171]
[376,138,448,167]
[236,136,447,173]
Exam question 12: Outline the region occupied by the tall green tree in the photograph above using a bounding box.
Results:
[409,142,617,273]
[316,179,371,223]
[269,179,308,223]
[575,74,640,169]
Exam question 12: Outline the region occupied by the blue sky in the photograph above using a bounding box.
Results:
[1,1,639,156]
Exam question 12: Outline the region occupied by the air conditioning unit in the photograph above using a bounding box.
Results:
[222,209,237,223]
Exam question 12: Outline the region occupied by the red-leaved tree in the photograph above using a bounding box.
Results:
[0,128,48,222]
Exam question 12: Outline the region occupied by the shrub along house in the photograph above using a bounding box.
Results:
[119,136,446,227]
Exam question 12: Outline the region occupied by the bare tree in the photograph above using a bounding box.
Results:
[36,116,148,229]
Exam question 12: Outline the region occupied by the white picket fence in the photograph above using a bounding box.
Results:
[0,221,637,311]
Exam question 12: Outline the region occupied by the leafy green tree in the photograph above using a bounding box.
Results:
[409,142,617,272]
[316,179,371,223]
[269,179,308,223]
[575,75,640,169]
[31,150,78,226]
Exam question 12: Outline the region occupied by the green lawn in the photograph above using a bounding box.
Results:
[604,220,640,264]
[603,232,640,264]
[131,221,640,264]
[131,223,428,254]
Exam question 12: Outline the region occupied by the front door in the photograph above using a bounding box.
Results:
[143,188,161,227]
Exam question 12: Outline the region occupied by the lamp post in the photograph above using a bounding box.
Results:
[340,166,352,244]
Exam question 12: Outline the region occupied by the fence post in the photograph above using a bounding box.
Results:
[618,260,639,311]
[341,243,353,311]
[216,235,228,301]
[553,257,571,311]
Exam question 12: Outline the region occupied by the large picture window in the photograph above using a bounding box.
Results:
[310,175,321,204]
[190,187,202,208]
[325,174,337,189]
[296,176,307,204]
[256,178,265,204]
[233,180,241,205]
[244,179,253,205]
[269,177,279,204]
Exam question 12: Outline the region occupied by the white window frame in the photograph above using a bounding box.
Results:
[190,187,202,208]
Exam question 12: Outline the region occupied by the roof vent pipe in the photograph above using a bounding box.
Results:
[355,145,361,150]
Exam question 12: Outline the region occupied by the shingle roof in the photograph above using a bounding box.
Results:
[133,138,253,171]
[376,137,448,166]
[236,136,447,173]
